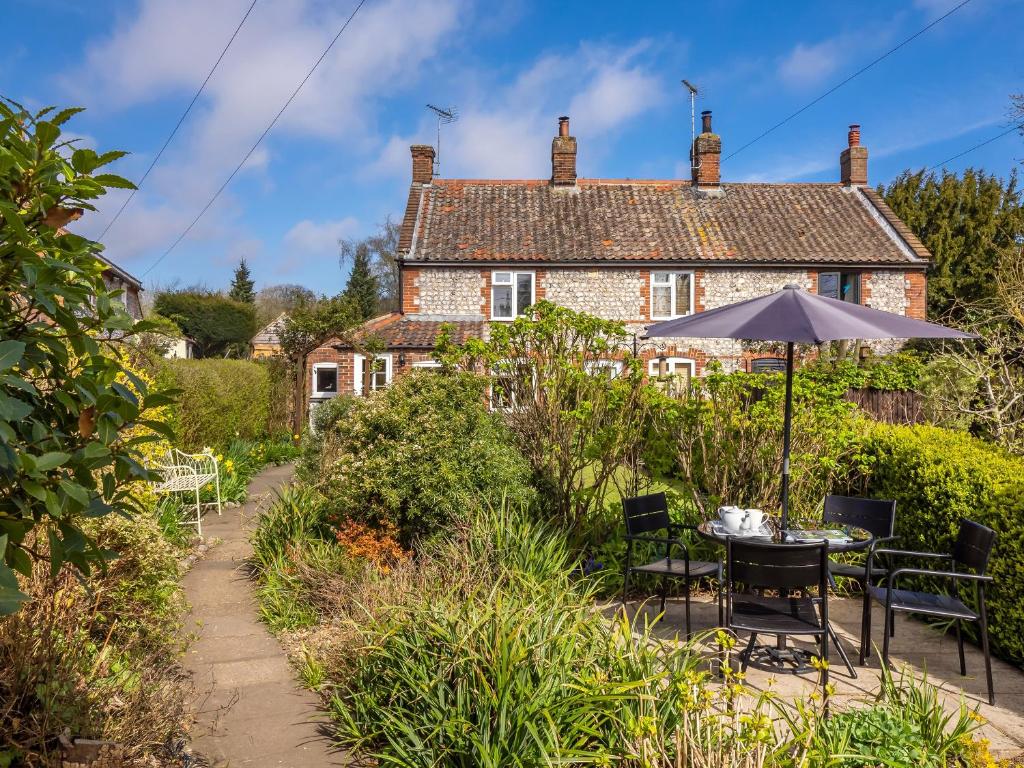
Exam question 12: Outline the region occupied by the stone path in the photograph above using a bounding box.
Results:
[182,463,350,767]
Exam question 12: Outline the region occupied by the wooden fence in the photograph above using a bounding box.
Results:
[844,388,926,425]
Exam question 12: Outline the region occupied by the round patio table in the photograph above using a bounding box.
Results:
[696,518,875,677]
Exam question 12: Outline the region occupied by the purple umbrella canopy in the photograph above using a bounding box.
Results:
[643,284,977,531]
[644,284,977,343]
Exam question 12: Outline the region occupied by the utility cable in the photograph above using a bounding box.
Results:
[926,122,1024,171]
[142,0,369,277]
[98,0,258,241]
[725,0,973,162]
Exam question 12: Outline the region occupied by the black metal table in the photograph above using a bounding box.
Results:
[697,519,874,677]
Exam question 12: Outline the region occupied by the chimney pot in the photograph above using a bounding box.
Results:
[410,144,435,184]
[840,124,868,186]
[701,110,712,134]
[551,116,577,186]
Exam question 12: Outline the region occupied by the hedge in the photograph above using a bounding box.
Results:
[862,424,1024,666]
[157,358,275,450]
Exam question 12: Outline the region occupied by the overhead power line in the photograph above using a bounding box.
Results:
[927,122,1024,171]
[725,0,973,162]
[98,0,258,242]
[142,0,369,277]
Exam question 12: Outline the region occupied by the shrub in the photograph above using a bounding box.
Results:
[152,289,256,358]
[299,371,534,544]
[157,358,273,450]
[862,423,1024,665]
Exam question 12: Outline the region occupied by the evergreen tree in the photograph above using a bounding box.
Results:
[229,258,256,304]
[341,244,380,321]
[881,168,1024,319]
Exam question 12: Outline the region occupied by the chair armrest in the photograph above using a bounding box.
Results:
[872,549,951,560]
[624,534,691,561]
[888,568,993,588]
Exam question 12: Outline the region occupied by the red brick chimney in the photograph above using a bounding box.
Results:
[411,144,435,184]
[691,110,721,188]
[840,124,868,186]
[551,116,577,186]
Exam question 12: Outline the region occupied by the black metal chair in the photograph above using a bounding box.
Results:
[860,519,997,705]
[724,538,832,698]
[823,495,897,587]
[621,492,721,638]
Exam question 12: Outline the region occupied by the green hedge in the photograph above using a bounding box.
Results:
[862,424,1024,666]
[158,358,274,450]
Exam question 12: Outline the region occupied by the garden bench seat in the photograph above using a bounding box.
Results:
[866,586,977,621]
[152,449,222,536]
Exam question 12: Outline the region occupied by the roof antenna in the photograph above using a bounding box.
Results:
[426,104,458,175]
[682,79,699,175]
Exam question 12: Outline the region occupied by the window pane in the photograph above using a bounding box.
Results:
[819,272,839,300]
[493,271,511,284]
[492,285,513,318]
[315,367,337,393]
[653,272,671,285]
[516,273,533,315]
[652,286,672,318]
[674,273,691,316]
[840,273,860,303]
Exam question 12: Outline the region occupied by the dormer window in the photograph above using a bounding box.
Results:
[491,271,535,320]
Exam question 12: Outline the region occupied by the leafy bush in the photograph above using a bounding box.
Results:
[156,358,273,450]
[801,351,926,392]
[862,423,1024,665]
[152,289,256,358]
[299,371,534,544]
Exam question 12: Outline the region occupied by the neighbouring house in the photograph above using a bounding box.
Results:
[163,336,197,360]
[96,253,144,321]
[251,313,287,359]
[304,112,929,418]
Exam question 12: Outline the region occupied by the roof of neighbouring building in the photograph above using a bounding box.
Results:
[399,180,930,267]
[332,313,484,350]
[95,253,144,289]
[251,313,288,346]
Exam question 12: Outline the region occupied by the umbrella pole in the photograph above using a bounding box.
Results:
[780,341,794,532]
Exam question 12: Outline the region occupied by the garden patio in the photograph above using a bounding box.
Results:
[626,595,1024,757]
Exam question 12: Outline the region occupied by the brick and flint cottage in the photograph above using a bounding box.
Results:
[305,112,929,415]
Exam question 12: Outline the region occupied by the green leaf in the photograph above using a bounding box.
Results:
[0,560,30,615]
[35,451,71,471]
[0,393,33,422]
[0,340,25,372]
[92,174,136,190]
[51,107,86,126]
[59,479,91,509]
[21,480,47,502]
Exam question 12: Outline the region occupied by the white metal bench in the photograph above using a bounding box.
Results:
[153,449,222,536]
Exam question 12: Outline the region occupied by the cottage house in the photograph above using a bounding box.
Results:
[251,313,288,359]
[96,254,144,321]
[305,112,929,417]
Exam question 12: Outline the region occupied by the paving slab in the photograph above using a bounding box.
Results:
[622,595,1024,759]
[182,463,350,767]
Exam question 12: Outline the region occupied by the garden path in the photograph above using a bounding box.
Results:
[627,596,1024,759]
[182,463,350,767]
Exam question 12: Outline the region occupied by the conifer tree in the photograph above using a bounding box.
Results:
[229,258,256,304]
[342,245,380,321]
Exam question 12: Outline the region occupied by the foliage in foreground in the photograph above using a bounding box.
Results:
[1,99,172,613]
[298,371,534,544]
[864,423,1024,666]
[252,492,990,767]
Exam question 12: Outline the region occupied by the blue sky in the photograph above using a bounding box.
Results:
[5,0,1022,296]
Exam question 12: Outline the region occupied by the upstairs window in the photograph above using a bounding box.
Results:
[818,272,861,304]
[491,271,535,320]
[650,271,694,320]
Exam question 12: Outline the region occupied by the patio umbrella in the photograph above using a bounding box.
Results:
[644,284,976,531]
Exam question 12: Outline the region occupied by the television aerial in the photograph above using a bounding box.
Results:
[426,104,458,174]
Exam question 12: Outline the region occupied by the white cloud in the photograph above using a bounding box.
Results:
[284,216,360,253]
[777,40,842,89]
[66,0,463,264]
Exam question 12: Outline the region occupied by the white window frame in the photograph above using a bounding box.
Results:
[491,270,536,321]
[648,357,696,381]
[649,270,696,321]
[311,362,340,398]
[353,353,393,395]
[411,360,442,370]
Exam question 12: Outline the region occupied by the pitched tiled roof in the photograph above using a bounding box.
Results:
[400,180,930,266]
[251,313,288,345]
[333,314,483,350]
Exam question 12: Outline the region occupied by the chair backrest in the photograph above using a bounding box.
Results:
[822,495,896,539]
[726,539,828,594]
[953,519,997,574]
[622,492,670,536]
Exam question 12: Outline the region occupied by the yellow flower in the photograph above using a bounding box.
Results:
[215,454,224,462]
